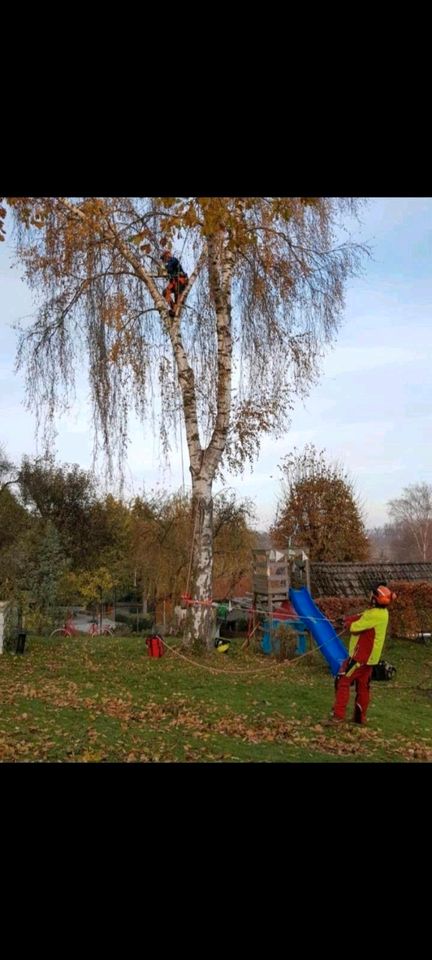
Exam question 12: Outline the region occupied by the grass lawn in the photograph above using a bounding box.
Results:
[0,633,431,762]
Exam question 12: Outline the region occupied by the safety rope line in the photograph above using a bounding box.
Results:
[182,596,214,607]
[159,633,347,677]
[184,510,199,602]
[177,597,361,624]
[174,592,351,673]
[245,602,366,624]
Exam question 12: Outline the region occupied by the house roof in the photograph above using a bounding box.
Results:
[310,562,432,597]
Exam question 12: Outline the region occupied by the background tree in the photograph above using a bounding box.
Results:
[0,444,34,602]
[18,456,97,569]
[5,196,368,648]
[0,524,34,605]
[368,521,419,562]
[387,483,432,561]
[130,491,191,612]
[212,491,256,594]
[0,485,31,561]
[368,525,392,561]
[130,489,256,610]
[70,566,116,630]
[86,494,133,590]
[26,520,70,632]
[271,444,369,561]
[0,443,18,494]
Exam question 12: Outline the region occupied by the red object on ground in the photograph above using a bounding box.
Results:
[146,635,165,658]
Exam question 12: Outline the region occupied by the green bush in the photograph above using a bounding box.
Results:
[114,612,154,632]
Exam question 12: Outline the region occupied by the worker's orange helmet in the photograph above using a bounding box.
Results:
[161,250,171,259]
[372,584,397,606]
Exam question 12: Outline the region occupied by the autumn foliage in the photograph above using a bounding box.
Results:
[272,445,369,561]
[2,197,368,649]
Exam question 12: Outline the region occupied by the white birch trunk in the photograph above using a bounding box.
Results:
[173,235,234,649]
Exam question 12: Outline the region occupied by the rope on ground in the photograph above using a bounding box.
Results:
[184,509,199,601]
[160,635,328,677]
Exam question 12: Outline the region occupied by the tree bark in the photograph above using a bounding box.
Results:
[188,476,215,649]
[171,235,234,650]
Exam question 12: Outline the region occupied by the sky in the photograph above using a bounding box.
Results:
[1,197,431,531]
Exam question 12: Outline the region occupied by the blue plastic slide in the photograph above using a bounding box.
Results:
[289,587,348,676]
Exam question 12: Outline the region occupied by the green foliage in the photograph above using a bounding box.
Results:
[72,567,115,606]
[18,456,97,568]
[27,520,70,632]
[0,487,32,598]
[114,612,154,632]
[1,453,257,618]
[130,488,256,607]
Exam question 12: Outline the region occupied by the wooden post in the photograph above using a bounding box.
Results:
[305,554,311,593]
[99,586,103,633]
[0,601,11,655]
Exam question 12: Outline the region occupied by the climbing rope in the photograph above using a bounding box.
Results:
[160,634,329,676]
[244,600,365,624]
[184,509,199,603]
[179,409,185,493]
[159,622,350,677]
[173,583,351,672]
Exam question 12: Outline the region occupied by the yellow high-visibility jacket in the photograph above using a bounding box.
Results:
[347,607,389,665]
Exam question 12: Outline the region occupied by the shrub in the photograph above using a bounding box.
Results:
[114,613,154,632]
[272,624,299,661]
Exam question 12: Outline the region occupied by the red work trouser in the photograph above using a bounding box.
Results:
[333,661,373,723]
[163,276,187,307]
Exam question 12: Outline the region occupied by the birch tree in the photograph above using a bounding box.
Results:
[3,197,367,648]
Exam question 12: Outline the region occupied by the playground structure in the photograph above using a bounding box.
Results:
[289,586,347,675]
[251,547,310,611]
[246,548,348,673]
[245,548,310,655]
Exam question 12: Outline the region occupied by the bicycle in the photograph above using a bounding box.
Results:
[50,620,80,638]
[87,622,115,636]
[50,620,115,638]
